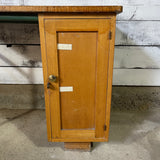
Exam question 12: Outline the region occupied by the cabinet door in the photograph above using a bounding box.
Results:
[39,15,111,142]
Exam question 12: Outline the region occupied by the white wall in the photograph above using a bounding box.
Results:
[0,1,159,86]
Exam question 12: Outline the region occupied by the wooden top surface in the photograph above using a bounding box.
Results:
[0,6,122,14]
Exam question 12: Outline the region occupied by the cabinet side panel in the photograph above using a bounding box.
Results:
[38,14,52,141]
[105,15,117,141]
[95,19,111,138]
[44,19,61,138]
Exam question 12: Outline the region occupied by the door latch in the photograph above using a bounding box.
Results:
[109,31,112,40]
[104,125,107,131]
[47,82,51,89]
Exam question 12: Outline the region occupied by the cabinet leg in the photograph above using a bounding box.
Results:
[64,142,91,151]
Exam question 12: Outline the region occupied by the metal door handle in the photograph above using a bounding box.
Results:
[48,75,57,82]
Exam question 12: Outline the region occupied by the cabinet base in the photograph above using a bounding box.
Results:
[64,142,91,151]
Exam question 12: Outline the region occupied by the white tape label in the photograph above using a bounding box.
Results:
[59,86,73,92]
[57,44,72,50]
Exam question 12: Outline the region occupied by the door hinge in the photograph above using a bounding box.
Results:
[104,124,107,131]
[109,31,112,40]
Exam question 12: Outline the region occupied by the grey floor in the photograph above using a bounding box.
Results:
[0,108,160,160]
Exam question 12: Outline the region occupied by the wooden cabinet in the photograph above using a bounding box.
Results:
[0,6,122,148]
[38,12,121,143]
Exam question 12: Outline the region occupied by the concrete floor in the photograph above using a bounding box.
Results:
[0,108,160,160]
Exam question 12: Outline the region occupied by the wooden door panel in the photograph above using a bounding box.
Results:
[58,31,97,130]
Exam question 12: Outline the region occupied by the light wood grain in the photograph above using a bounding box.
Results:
[94,18,110,138]
[0,6,122,13]
[64,142,91,151]
[61,130,95,139]
[51,137,107,142]
[105,15,116,140]
[39,14,113,142]
[58,32,96,130]
[40,15,61,139]
[38,15,52,140]
[38,15,52,141]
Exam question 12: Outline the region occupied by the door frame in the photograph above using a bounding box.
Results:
[39,14,116,142]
